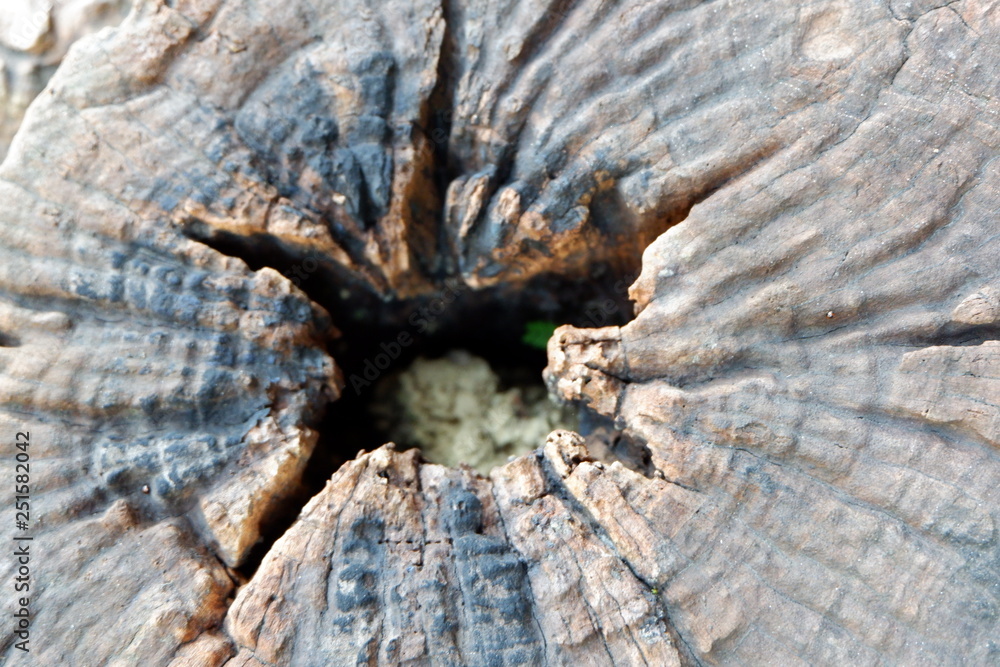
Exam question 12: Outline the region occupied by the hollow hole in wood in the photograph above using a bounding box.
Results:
[186,226,644,576]
[273,274,638,571]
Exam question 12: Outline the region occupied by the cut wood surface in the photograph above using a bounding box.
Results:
[1,0,999,664]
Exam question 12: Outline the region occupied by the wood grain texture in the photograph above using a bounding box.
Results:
[0,0,132,161]
[1,0,998,663]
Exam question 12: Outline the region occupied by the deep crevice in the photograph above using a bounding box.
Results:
[915,321,1000,348]
[176,0,722,583]
[191,217,641,578]
[533,439,703,667]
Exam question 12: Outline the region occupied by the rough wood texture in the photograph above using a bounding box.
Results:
[225,441,681,665]
[1,0,999,663]
[0,0,131,161]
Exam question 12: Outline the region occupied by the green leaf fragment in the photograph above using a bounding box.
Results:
[522,320,558,349]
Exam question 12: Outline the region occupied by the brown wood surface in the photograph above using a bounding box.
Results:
[1,0,998,664]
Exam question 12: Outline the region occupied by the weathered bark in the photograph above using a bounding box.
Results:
[1,0,999,664]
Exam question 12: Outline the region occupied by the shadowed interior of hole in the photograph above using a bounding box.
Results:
[233,257,640,576]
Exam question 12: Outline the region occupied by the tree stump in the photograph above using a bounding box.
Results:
[1,0,999,664]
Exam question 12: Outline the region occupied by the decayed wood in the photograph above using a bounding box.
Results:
[225,441,681,665]
[1,0,999,664]
[0,0,132,161]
